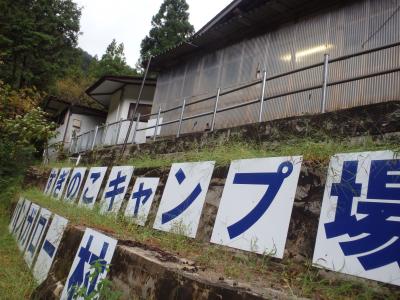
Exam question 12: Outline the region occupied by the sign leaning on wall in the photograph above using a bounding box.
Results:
[78,167,108,209]
[64,167,87,202]
[60,228,117,300]
[153,161,215,238]
[18,203,40,252]
[12,199,31,237]
[44,168,59,195]
[52,167,72,200]
[32,214,69,284]
[211,156,303,257]
[125,177,160,226]
[24,208,52,267]
[9,197,24,233]
[100,166,134,214]
[313,150,400,286]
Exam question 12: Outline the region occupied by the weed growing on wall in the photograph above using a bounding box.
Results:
[72,260,121,300]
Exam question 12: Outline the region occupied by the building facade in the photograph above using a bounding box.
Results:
[149,0,400,136]
[45,97,107,158]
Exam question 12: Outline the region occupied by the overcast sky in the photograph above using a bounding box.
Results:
[74,0,232,67]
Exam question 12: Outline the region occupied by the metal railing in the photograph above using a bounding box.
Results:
[67,41,400,155]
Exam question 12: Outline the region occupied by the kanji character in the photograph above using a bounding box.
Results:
[325,159,400,270]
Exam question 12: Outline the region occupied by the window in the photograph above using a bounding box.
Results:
[127,103,152,121]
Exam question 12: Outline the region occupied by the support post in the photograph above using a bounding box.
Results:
[91,126,98,150]
[153,106,162,141]
[120,57,152,159]
[102,123,109,147]
[258,70,267,123]
[176,99,186,138]
[85,131,92,151]
[75,136,79,153]
[211,88,221,132]
[321,54,329,113]
[115,119,123,145]
[68,137,74,154]
[131,113,141,145]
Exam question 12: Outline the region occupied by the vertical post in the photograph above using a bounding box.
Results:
[321,54,329,113]
[91,126,98,150]
[153,106,162,141]
[75,136,79,153]
[131,113,141,145]
[176,99,186,138]
[132,56,152,117]
[258,70,267,123]
[85,131,92,151]
[120,57,151,160]
[42,148,47,166]
[211,88,221,132]
[115,119,123,145]
[102,123,109,147]
[68,137,74,154]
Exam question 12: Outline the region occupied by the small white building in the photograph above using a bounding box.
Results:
[86,75,156,123]
[45,97,107,157]
[85,75,157,145]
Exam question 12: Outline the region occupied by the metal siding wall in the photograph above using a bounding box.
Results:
[153,0,400,136]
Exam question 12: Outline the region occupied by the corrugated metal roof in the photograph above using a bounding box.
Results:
[150,0,350,70]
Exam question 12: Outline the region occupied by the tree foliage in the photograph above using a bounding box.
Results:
[140,0,194,62]
[0,0,81,90]
[52,40,136,110]
[0,81,56,177]
[89,39,137,78]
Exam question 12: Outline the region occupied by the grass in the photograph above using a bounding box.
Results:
[122,135,400,169]
[40,134,400,171]
[0,177,37,300]
[20,187,400,300]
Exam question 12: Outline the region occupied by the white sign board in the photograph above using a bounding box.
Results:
[9,197,24,233]
[52,168,72,199]
[32,214,68,284]
[211,157,302,257]
[13,199,31,237]
[78,167,107,209]
[313,151,400,286]
[153,161,215,238]
[44,168,59,195]
[124,177,160,226]
[64,167,87,202]
[100,166,134,214]
[18,203,40,252]
[60,228,117,300]
[24,208,52,267]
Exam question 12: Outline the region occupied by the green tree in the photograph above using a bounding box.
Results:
[140,0,194,62]
[0,0,81,90]
[89,39,137,78]
[0,81,56,178]
[51,48,104,110]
